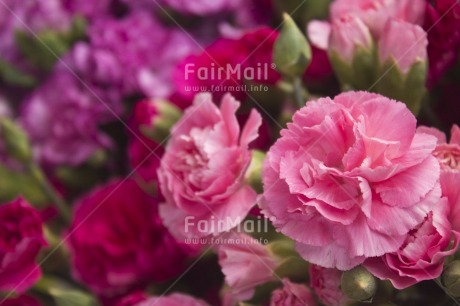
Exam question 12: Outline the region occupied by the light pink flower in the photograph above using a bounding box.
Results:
[330,0,425,37]
[270,279,316,306]
[378,20,428,74]
[417,125,460,232]
[261,91,441,270]
[307,21,331,50]
[217,232,277,301]
[158,93,261,239]
[364,197,460,289]
[136,293,208,306]
[329,16,373,62]
[310,265,351,306]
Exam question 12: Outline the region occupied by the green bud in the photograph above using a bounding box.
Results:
[0,118,32,164]
[140,99,182,143]
[329,46,377,91]
[273,13,311,78]
[375,60,427,116]
[341,266,377,303]
[442,260,460,297]
[244,150,265,193]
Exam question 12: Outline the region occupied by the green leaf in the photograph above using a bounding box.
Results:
[0,165,48,206]
[15,16,86,71]
[0,59,37,87]
[34,276,100,306]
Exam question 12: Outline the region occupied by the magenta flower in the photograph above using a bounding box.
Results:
[364,198,460,289]
[174,28,280,108]
[378,20,427,74]
[310,265,351,306]
[424,0,460,87]
[261,91,441,270]
[217,232,277,301]
[1,295,42,306]
[0,198,47,294]
[158,93,261,239]
[68,179,193,297]
[270,279,316,306]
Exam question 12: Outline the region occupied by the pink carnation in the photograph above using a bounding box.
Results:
[0,198,47,294]
[158,93,261,238]
[364,198,460,289]
[310,265,351,306]
[217,232,277,301]
[270,279,316,306]
[261,91,441,270]
[417,125,460,232]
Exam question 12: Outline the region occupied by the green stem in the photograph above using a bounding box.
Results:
[292,77,306,109]
[27,163,71,223]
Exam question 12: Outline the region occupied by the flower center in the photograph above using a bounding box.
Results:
[433,144,460,171]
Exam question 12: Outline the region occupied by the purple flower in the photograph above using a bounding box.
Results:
[69,12,197,99]
[20,68,115,167]
[0,0,69,67]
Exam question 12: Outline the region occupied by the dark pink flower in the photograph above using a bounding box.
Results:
[174,28,279,108]
[261,91,441,270]
[364,198,460,289]
[0,295,42,306]
[0,198,46,294]
[158,93,261,238]
[68,179,193,297]
[310,265,351,306]
[424,0,460,87]
[113,291,148,306]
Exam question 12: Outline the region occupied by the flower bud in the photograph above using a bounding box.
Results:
[273,13,312,78]
[0,118,32,164]
[328,16,375,89]
[341,266,377,302]
[442,260,460,298]
[376,20,428,115]
[245,150,265,193]
[137,99,182,143]
[378,20,427,75]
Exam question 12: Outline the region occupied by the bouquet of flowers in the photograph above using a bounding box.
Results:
[1,0,460,305]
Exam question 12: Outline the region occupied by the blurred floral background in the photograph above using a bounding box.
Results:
[1,0,460,305]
